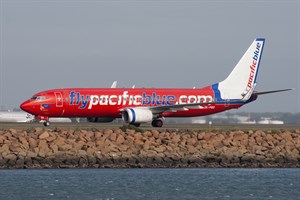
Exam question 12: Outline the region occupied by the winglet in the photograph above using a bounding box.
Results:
[111,81,117,88]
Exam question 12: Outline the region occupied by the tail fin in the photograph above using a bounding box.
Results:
[216,38,265,101]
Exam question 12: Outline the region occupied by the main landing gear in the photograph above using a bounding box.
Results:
[152,119,163,127]
[129,119,163,128]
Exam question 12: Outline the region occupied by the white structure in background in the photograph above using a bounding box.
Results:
[232,115,256,124]
[49,118,72,123]
[0,110,75,123]
[210,114,228,120]
[258,117,284,125]
[0,111,34,122]
[191,118,207,124]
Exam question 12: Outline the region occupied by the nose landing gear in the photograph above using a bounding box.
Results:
[37,115,50,127]
[43,121,50,127]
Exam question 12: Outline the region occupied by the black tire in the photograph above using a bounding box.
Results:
[151,119,163,127]
[43,121,50,127]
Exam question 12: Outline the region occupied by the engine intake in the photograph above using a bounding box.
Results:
[122,108,153,123]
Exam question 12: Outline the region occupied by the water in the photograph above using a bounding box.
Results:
[0,168,299,200]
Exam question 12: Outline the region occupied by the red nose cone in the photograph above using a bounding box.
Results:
[20,100,32,113]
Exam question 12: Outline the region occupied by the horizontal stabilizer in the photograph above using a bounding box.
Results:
[254,89,293,95]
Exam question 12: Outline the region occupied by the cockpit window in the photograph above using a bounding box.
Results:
[31,96,46,101]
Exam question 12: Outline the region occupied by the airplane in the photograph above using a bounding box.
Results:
[20,38,291,127]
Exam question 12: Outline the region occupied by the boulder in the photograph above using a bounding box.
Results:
[58,144,72,151]
[0,135,5,144]
[116,135,125,144]
[202,143,215,151]
[187,146,198,154]
[232,131,246,141]
[27,151,38,158]
[154,146,166,153]
[134,134,143,141]
[197,132,205,140]
[171,134,181,144]
[18,136,29,149]
[9,129,18,135]
[203,132,215,140]
[17,150,27,157]
[0,144,10,154]
[35,127,43,133]
[143,131,152,137]
[125,129,136,135]
[53,136,66,146]
[16,157,25,167]
[38,140,50,158]
[117,145,129,152]
[187,138,197,146]
[142,144,150,151]
[241,154,257,163]
[94,131,103,140]
[208,135,224,147]
[280,131,293,141]
[39,131,50,139]
[73,141,86,150]
[151,130,160,139]
[46,133,57,142]
[110,132,117,142]
[28,138,38,149]
[3,153,17,161]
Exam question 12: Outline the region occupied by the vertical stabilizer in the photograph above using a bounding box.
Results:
[216,38,265,100]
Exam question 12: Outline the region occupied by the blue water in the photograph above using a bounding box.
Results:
[0,168,299,200]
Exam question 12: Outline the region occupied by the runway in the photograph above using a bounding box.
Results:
[0,122,299,131]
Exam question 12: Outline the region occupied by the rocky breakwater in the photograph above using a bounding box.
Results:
[0,127,300,168]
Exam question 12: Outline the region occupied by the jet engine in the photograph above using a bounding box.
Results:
[122,108,153,123]
[87,117,115,123]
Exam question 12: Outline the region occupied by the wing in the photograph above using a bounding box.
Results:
[148,101,235,115]
[148,88,293,115]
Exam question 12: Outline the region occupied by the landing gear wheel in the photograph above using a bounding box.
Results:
[43,121,50,127]
[131,123,141,127]
[151,119,163,127]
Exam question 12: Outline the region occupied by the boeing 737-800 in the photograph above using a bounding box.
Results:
[20,38,291,127]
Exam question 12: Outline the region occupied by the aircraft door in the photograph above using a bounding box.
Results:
[55,92,63,107]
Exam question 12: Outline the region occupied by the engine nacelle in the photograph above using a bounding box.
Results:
[87,117,115,123]
[122,108,153,123]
